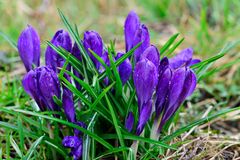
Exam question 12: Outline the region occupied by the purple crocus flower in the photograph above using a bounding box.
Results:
[45,29,72,73]
[62,87,76,122]
[83,30,103,69]
[155,57,197,132]
[17,25,41,72]
[169,48,201,69]
[133,24,150,62]
[133,58,158,135]
[140,45,160,70]
[22,66,61,111]
[125,112,134,132]
[115,52,132,85]
[124,11,140,52]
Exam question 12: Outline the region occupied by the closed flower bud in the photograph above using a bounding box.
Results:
[45,30,72,72]
[124,11,140,52]
[22,66,61,111]
[83,30,103,69]
[62,136,83,160]
[115,52,132,85]
[18,25,41,71]
[133,58,158,135]
[140,45,160,69]
[133,24,150,62]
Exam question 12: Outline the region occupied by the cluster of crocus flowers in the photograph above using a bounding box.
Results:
[124,11,200,136]
[18,10,200,159]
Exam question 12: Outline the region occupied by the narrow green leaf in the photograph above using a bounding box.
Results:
[24,135,45,160]
[0,31,17,50]
[161,107,240,142]
[160,33,179,56]
[10,135,23,158]
[164,37,184,57]
[94,147,130,160]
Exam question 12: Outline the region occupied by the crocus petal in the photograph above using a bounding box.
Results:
[167,67,187,108]
[22,70,45,111]
[125,112,134,132]
[62,88,76,122]
[116,52,132,85]
[38,67,61,111]
[18,25,40,71]
[72,42,83,91]
[45,30,72,72]
[71,141,83,160]
[136,100,152,135]
[187,69,197,97]
[124,11,140,52]
[188,59,201,66]
[169,48,193,69]
[140,45,160,69]
[83,30,103,69]
[155,67,172,117]
[133,24,150,63]
[133,59,158,109]
[62,136,81,149]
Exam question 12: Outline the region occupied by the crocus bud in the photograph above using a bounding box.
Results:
[140,45,160,69]
[169,48,201,69]
[124,11,140,52]
[155,58,172,117]
[45,30,72,73]
[158,67,197,131]
[133,59,158,110]
[17,25,41,71]
[83,31,103,69]
[72,42,83,91]
[133,58,158,135]
[22,66,61,111]
[125,112,134,132]
[133,24,150,62]
[115,52,132,85]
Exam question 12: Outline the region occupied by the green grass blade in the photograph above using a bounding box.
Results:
[164,37,184,57]
[24,135,45,160]
[6,108,114,150]
[161,106,240,142]
[105,95,126,158]
[10,135,23,158]
[94,147,130,160]
[0,31,17,50]
[160,33,179,56]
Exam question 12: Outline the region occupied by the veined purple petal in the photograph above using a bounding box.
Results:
[18,25,40,71]
[83,30,103,69]
[125,112,134,132]
[155,67,172,117]
[133,59,158,109]
[187,69,197,97]
[62,88,76,122]
[124,11,140,52]
[22,70,45,111]
[62,136,81,149]
[38,67,61,111]
[133,24,150,62]
[169,48,193,69]
[116,52,132,85]
[140,45,160,69]
[136,100,152,135]
[167,67,187,108]
[45,30,72,72]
